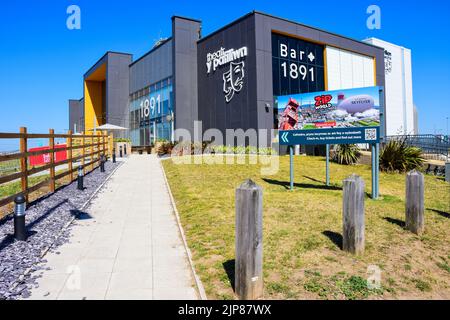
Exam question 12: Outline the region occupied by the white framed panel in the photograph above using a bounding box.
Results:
[325,46,375,91]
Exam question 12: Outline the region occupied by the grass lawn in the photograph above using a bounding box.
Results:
[162,155,450,300]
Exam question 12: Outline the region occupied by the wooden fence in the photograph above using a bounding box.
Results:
[0,128,111,212]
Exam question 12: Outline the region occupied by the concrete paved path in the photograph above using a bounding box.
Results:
[27,155,198,300]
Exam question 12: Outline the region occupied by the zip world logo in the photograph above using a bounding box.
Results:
[223,62,245,103]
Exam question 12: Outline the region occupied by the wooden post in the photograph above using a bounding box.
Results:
[19,127,28,203]
[343,174,365,254]
[49,129,56,192]
[235,179,263,300]
[97,131,101,167]
[68,130,73,182]
[81,132,86,176]
[109,133,114,157]
[406,170,425,235]
[102,133,106,159]
[89,133,94,172]
[446,162,450,183]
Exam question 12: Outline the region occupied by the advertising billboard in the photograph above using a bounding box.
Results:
[29,144,67,167]
[277,86,383,145]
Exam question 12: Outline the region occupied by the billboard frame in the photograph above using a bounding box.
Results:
[278,86,383,200]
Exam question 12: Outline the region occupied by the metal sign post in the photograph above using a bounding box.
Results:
[326,144,330,186]
[371,143,380,199]
[289,145,294,191]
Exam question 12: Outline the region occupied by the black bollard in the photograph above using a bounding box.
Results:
[112,148,116,163]
[100,155,105,172]
[77,166,84,190]
[14,195,27,241]
[124,145,127,157]
[119,146,123,158]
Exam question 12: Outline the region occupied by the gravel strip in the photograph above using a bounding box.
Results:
[0,161,121,300]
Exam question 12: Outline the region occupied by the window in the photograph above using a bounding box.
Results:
[129,78,174,146]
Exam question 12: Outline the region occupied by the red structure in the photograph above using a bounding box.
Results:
[278,98,300,130]
[29,144,67,167]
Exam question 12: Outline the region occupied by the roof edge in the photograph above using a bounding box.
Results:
[84,51,133,78]
[129,37,173,68]
[172,15,202,23]
[198,10,384,52]
[363,37,411,51]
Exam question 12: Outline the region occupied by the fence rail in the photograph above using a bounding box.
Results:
[386,135,450,161]
[0,128,112,213]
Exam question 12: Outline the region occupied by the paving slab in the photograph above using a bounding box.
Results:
[26,155,199,300]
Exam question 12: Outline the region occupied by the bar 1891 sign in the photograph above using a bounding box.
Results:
[277,86,383,199]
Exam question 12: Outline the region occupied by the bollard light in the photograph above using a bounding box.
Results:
[124,145,127,157]
[100,155,105,173]
[78,165,84,191]
[112,148,116,163]
[14,195,27,241]
[119,145,123,158]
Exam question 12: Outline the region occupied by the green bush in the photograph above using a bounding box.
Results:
[114,138,131,143]
[332,144,361,165]
[170,143,277,156]
[380,139,424,173]
[210,145,277,155]
[155,140,173,155]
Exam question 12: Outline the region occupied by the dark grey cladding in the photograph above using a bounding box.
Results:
[197,14,258,145]
[129,39,173,94]
[107,53,132,131]
[172,17,201,139]
[68,98,84,133]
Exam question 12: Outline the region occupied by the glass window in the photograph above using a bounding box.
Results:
[130,77,174,146]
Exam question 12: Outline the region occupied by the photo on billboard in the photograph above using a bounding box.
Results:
[276,86,383,145]
[275,86,382,131]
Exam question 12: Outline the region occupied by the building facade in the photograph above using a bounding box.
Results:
[69,11,401,148]
[363,38,416,136]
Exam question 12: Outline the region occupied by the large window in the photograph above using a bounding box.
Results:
[129,77,173,146]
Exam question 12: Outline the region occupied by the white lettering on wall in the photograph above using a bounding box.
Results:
[206,46,248,103]
[206,46,248,74]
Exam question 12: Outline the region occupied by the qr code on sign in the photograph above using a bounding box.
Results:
[365,128,377,141]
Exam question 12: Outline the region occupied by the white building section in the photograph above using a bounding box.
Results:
[363,38,416,135]
[325,46,375,91]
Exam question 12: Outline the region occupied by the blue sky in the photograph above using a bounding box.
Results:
[0,0,449,147]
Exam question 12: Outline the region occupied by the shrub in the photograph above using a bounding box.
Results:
[380,139,424,173]
[155,139,173,155]
[332,144,361,165]
[210,145,277,155]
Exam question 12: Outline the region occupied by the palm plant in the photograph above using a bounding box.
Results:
[332,144,361,165]
[380,139,424,173]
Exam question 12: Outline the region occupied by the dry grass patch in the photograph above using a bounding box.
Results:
[162,155,450,300]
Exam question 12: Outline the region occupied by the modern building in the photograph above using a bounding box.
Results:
[363,38,416,136]
[69,11,391,147]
